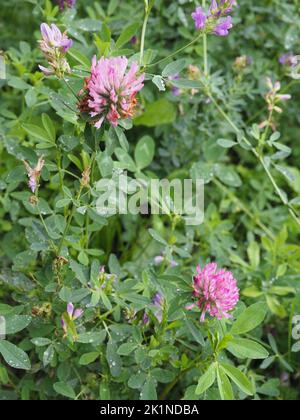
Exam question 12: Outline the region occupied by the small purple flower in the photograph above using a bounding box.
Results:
[192,7,207,30]
[152,293,163,307]
[23,156,45,194]
[142,313,150,325]
[168,74,181,96]
[279,52,298,68]
[154,255,164,265]
[67,302,83,320]
[130,36,138,46]
[213,16,233,36]
[57,0,76,10]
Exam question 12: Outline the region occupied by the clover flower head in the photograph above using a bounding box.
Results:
[189,263,239,322]
[78,56,145,129]
[38,23,73,77]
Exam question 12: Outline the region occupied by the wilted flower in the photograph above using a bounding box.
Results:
[23,156,45,193]
[189,263,239,322]
[265,78,291,114]
[80,166,91,188]
[192,0,235,37]
[78,56,145,129]
[279,52,298,68]
[233,55,252,71]
[38,23,73,77]
[56,0,76,10]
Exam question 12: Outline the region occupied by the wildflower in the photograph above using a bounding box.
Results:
[57,0,76,10]
[152,292,164,323]
[61,302,83,333]
[233,55,252,71]
[279,52,298,68]
[168,74,181,96]
[265,78,291,114]
[78,56,145,129]
[80,166,91,188]
[213,16,233,36]
[192,1,235,37]
[23,156,45,193]
[154,255,164,265]
[189,262,239,322]
[192,7,207,30]
[38,23,73,77]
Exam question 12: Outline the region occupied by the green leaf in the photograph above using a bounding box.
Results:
[69,260,89,285]
[292,341,300,353]
[215,164,242,188]
[266,295,287,318]
[247,241,260,269]
[114,147,137,172]
[220,363,254,396]
[5,315,32,334]
[53,382,76,399]
[106,340,122,377]
[231,302,267,335]
[42,113,56,143]
[217,139,237,149]
[79,352,99,366]
[141,377,157,400]
[135,135,155,170]
[185,319,205,346]
[76,331,106,344]
[148,228,168,246]
[68,48,90,69]
[162,59,186,77]
[31,338,52,347]
[152,75,166,91]
[217,366,234,400]
[134,99,176,127]
[116,22,139,49]
[195,363,217,395]
[0,341,31,370]
[23,123,54,145]
[117,342,138,356]
[227,338,269,360]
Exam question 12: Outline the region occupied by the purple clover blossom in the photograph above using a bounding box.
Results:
[279,52,298,68]
[192,7,207,30]
[213,16,233,36]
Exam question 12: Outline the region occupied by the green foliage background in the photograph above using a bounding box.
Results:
[0,0,300,400]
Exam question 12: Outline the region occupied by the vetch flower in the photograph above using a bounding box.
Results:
[279,52,298,68]
[264,78,291,114]
[192,1,235,37]
[78,56,145,129]
[38,23,73,77]
[190,262,239,322]
[192,7,207,30]
[213,16,233,36]
[23,156,45,193]
[62,302,83,334]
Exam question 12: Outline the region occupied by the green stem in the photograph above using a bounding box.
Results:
[202,0,208,75]
[58,185,83,255]
[140,6,151,67]
[146,33,203,69]
[206,90,300,229]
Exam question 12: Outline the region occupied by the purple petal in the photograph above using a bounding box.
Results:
[67,302,74,318]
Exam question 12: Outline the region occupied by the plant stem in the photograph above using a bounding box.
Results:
[205,90,300,229]
[146,33,203,69]
[202,0,208,75]
[140,5,151,67]
[213,179,275,240]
